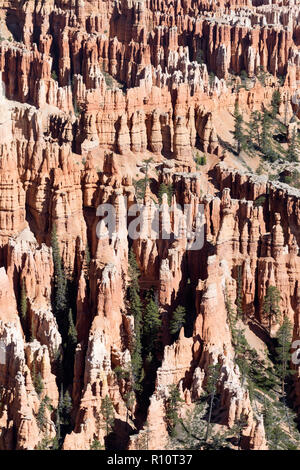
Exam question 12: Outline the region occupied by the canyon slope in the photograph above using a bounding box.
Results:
[0,0,300,450]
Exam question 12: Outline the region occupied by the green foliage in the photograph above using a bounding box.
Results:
[133,158,153,201]
[67,309,77,351]
[233,102,245,155]
[36,396,52,430]
[102,70,114,88]
[165,385,184,436]
[279,170,300,189]
[73,97,82,117]
[158,183,173,205]
[101,395,115,437]
[169,401,230,450]
[51,224,68,338]
[194,153,207,166]
[263,285,281,334]
[231,414,248,450]
[124,390,135,424]
[36,435,59,450]
[90,439,103,450]
[143,298,162,358]
[51,70,58,81]
[253,195,266,208]
[271,89,281,119]
[261,110,277,161]
[209,72,215,86]
[113,365,130,382]
[128,249,143,391]
[195,49,204,64]
[256,66,267,86]
[245,111,261,152]
[275,316,295,396]
[225,286,276,394]
[286,128,299,162]
[33,371,44,397]
[204,363,221,442]
[263,398,300,450]
[169,305,186,336]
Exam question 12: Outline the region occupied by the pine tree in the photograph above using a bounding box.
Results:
[67,309,77,350]
[205,363,221,442]
[246,111,261,151]
[124,390,135,425]
[33,372,44,396]
[275,316,294,396]
[169,305,186,336]
[261,110,276,161]
[36,396,52,430]
[58,386,72,435]
[143,298,162,357]
[90,439,103,450]
[158,183,173,205]
[133,158,153,200]
[232,414,248,450]
[51,224,68,338]
[233,102,245,155]
[128,249,143,391]
[101,395,115,438]
[270,89,281,119]
[286,127,299,162]
[263,285,281,334]
[165,385,183,436]
[169,401,229,450]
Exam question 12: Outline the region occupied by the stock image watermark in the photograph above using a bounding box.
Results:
[96,199,206,251]
[0,340,6,365]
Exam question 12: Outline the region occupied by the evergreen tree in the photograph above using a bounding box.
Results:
[275,316,294,396]
[101,395,115,438]
[165,385,183,436]
[261,110,276,161]
[36,396,52,430]
[170,401,229,450]
[270,89,281,119]
[286,128,299,162]
[233,102,245,155]
[128,249,143,391]
[33,371,44,397]
[90,439,103,450]
[133,158,153,200]
[143,298,162,358]
[51,225,68,338]
[67,309,77,351]
[205,363,221,442]
[263,285,281,335]
[58,386,72,436]
[169,305,186,336]
[232,414,248,450]
[246,111,261,152]
[158,183,173,205]
[124,390,135,425]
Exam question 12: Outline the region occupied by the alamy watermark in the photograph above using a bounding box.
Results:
[96,198,205,250]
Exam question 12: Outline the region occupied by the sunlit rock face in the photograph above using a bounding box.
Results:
[0,0,299,451]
